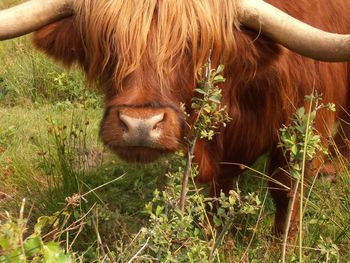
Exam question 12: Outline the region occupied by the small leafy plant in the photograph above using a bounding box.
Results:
[116,58,261,262]
[127,166,260,262]
[0,199,73,263]
[278,92,336,262]
[191,62,231,140]
[279,93,335,178]
[179,56,231,211]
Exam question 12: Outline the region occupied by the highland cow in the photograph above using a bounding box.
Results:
[1,0,350,235]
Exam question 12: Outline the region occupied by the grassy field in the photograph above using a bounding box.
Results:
[1,3,350,262]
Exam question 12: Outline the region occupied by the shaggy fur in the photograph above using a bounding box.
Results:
[73,0,239,88]
[33,0,350,235]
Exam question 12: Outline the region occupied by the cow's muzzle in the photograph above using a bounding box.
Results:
[100,105,183,162]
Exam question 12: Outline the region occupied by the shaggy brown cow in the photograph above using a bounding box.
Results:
[2,0,350,235]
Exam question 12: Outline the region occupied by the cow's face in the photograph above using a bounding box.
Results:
[99,61,195,163]
[32,8,231,163]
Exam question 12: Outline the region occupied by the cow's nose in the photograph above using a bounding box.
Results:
[119,112,164,146]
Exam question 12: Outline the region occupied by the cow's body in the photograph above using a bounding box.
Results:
[195,0,350,233]
[32,0,350,234]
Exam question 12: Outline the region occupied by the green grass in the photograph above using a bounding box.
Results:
[0,37,100,108]
[0,9,350,262]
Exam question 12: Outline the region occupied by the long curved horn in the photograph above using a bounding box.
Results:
[237,0,350,62]
[0,0,74,41]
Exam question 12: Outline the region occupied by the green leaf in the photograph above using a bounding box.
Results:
[217,207,226,217]
[34,216,51,235]
[213,75,225,83]
[291,144,298,155]
[155,205,164,216]
[6,249,25,263]
[327,103,336,112]
[43,242,73,263]
[209,95,221,104]
[0,235,10,250]
[203,105,211,113]
[24,236,42,257]
[215,64,225,75]
[194,88,207,95]
[228,195,236,206]
[73,210,80,220]
[213,215,222,227]
[309,110,317,122]
[308,219,318,225]
[296,107,305,118]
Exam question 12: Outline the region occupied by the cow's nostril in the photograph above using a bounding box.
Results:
[118,112,128,132]
[151,112,165,130]
[119,117,129,132]
[119,113,136,131]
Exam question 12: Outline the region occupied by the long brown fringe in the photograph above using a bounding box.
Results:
[73,0,239,87]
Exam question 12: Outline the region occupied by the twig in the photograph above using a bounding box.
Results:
[282,179,300,263]
[81,172,127,198]
[19,198,27,263]
[43,203,96,240]
[240,190,268,262]
[68,221,85,251]
[92,215,106,258]
[179,136,197,212]
[179,51,212,212]
[209,212,234,261]
[127,237,150,263]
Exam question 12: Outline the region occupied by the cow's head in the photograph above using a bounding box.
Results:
[1,0,350,163]
[74,0,240,163]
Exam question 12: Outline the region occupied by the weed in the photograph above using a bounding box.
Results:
[0,38,101,108]
[109,60,262,262]
[278,92,339,262]
[0,199,74,262]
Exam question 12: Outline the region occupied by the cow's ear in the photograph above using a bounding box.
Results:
[32,17,85,67]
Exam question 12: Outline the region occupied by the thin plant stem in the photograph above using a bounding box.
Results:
[189,168,216,240]
[209,213,234,261]
[179,52,212,212]
[19,198,27,263]
[240,191,268,262]
[282,178,300,263]
[298,94,315,262]
[127,238,150,263]
[179,136,197,212]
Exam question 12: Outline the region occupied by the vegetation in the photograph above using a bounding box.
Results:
[1,5,350,262]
